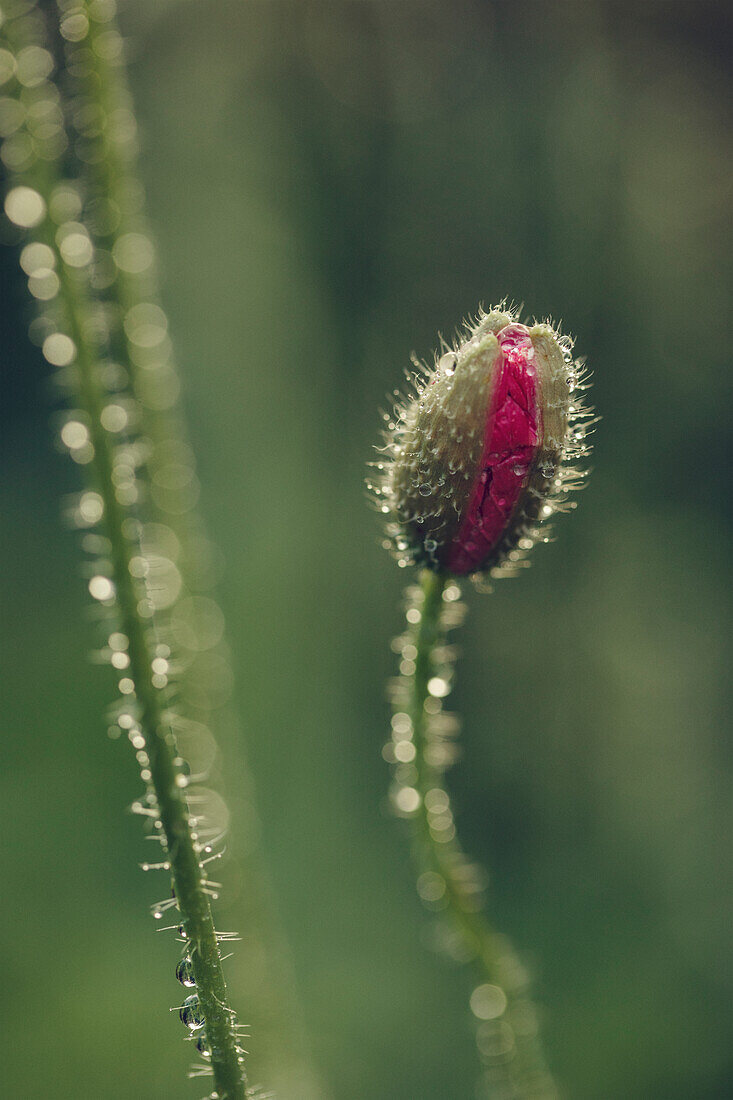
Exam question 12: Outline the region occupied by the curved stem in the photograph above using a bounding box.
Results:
[392,568,558,1098]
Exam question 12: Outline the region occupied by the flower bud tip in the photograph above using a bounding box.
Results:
[370,305,592,579]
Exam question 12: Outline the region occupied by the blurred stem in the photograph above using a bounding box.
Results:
[46,221,248,1100]
[69,0,193,465]
[399,568,557,1098]
[409,570,503,971]
[56,4,324,1089]
[0,2,249,1092]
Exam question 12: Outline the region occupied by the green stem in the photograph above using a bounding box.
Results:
[0,7,249,1093]
[56,6,323,1089]
[410,571,504,972]
[52,232,248,1100]
[396,568,558,1098]
[67,0,196,481]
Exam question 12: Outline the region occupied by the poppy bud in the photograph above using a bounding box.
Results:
[373,307,591,577]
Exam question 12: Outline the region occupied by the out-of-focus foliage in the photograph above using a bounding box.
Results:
[1,2,730,1097]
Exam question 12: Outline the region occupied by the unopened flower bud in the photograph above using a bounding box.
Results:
[373,306,591,577]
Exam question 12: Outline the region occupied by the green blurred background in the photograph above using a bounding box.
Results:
[2,2,731,1097]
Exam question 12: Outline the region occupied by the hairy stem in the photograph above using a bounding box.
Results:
[57,6,324,1088]
[392,568,557,1098]
[35,208,248,1100]
[1,5,248,1095]
[60,256,247,1100]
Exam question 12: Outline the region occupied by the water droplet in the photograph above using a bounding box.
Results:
[427,677,450,698]
[417,871,446,902]
[43,332,76,366]
[4,185,46,228]
[424,538,437,552]
[179,994,204,1030]
[195,1032,211,1059]
[470,983,508,1020]
[176,957,196,987]
[394,786,420,814]
[418,484,432,497]
[58,228,93,268]
[88,575,115,601]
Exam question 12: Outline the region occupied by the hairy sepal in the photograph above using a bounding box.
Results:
[372,306,591,580]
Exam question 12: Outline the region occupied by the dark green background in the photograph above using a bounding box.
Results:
[2,2,731,1097]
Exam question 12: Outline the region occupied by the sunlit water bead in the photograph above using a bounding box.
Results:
[416,870,447,909]
[109,454,139,506]
[179,994,205,1031]
[19,238,58,297]
[56,219,93,267]
[471,982,509,1022]
[58,7,90,44]
[48,179,83,224]
[59,415,89,451]
[43,330,77,371]
[100,399,129,433]
[392,784,421,816]
[4,183,45,228]
[123,300,167,350]
[72,489,104,527]
[427,675,451,699]
[112,228,154,276]
[60,422,94,465]
[195,1031,212,1059]
[14,40,53,89]
[109,647,129,670]
[88,573,115,602]
[176,956,196,987]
